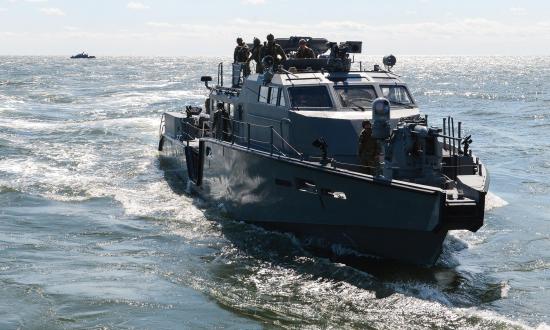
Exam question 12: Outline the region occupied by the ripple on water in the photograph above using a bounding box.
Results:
[1,56,549,329]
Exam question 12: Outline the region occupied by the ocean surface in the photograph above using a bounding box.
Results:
[0,55,549,329]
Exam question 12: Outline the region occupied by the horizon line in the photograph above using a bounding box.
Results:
[2,53,550,57]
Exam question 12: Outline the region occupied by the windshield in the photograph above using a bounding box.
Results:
[380,85,414,108]
[288,86,333,109]
[334,85,377,111]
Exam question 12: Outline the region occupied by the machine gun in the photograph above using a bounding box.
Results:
[262,36,363,73]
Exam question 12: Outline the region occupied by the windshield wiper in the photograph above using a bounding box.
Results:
[346,100,368,111]
[347,98,373,111]
[389,100,414,109]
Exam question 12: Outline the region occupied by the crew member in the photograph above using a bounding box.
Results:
[234,37,249,63]
[247,37,263,73]
[212,103,231,142]
[234,37,250,77]
[358,120,379,174]
[260,34,287,68]
[295,39,315,59]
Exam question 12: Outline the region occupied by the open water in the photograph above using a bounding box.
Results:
[0,56,549,329]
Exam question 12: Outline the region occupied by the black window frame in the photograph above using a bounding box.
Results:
[258,85,270,103]
[269,87,279,106]
[333,84,378,108]
[288,86,334,109]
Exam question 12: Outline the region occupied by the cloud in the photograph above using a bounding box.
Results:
[140,17,550,46]
[509,7,527,16]
[127,2,149,10]
[3,15,550,56]
[0,7,7,12]
[146,21,176,28]
[241,0,266,5]
[40,7,65,16]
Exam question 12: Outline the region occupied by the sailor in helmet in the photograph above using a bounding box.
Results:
[295,39,315,59]
[358,120,379,175]
[234,37,250,76]
[260,34,287,68]
[247,37,264,73]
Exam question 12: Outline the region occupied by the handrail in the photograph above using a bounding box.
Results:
[198,117,303,160]
[271,128,303,160]
[229,118,303,160]
[169,115,480,177]
[217,62,223,87]
[167,115,301,161]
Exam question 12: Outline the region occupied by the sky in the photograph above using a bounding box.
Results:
[1,0,550,56]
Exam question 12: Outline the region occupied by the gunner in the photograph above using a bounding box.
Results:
[295,39,315,59]
[260,34,287,67]
[358,120,379,175]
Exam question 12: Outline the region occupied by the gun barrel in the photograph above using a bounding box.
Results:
[434,134,462,141]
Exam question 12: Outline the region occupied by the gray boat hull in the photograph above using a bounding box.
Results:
[160,136,457,265]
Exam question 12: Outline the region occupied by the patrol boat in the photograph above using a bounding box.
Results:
[70,52,96,59]
[158,37,489,265]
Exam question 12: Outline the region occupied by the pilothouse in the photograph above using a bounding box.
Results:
[157,36,489,265]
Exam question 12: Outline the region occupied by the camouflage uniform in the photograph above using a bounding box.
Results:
[247,43,264,73]
[296,46,315,59]
[358,128,379,175]
[234,42,250,77]
[212,106,231,142]
[233,43,249,63]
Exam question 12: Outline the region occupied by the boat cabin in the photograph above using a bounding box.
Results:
[202,37,419,165]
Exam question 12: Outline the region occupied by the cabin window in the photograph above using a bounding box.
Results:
[269,87,279,105]
[259,86,269,103]
[279,90,286,107]
[380,85,414,107]
[288,86,333,109]
[334,85,377,111]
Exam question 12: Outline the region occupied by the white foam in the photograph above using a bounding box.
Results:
[458,307,540,330]
[389,281,453,305]
[485,191,509,211]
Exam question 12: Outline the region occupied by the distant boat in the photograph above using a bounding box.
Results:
[70,52,96,59]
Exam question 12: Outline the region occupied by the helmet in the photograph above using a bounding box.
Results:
[236,37,243,44]
[253,37,260,46]
[266,34,274,41]
[299,39,306,45]
[262,55,274,67]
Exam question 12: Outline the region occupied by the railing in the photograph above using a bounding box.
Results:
[214,117,303,160]
[175,120,208,146]
[217,62,223,87]
[162,114,481,178]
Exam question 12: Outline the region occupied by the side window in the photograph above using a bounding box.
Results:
[269,87,279,105]
[259,86,269,103]
[279,89,286,107]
